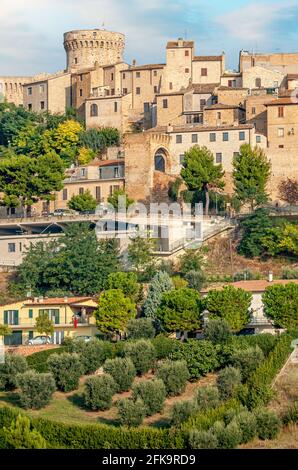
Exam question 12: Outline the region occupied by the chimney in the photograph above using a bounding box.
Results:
[132,59,136,67]
[178,38,184,47]
[268,271,273,282]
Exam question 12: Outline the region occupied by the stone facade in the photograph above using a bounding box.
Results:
[0,76,33,106]
[266,98,298,150]
[242,65,286,90]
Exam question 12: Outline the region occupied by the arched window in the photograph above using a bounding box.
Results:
[154,148,166,173]
[90,103,98,117]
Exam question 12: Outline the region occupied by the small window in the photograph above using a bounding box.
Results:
[40,101,45,110]
[186,115,192,124]
[217,112,221,120]
[90,103,98,117]
[252,107,256,115]
[114,102,118,112]
[74,58,78,64]
[185,68,190,74]
[154,86,158,93]
[62,188,68,201]
[136,87,141,95]
[169,82,173,90]
[111,73,114,81]
[223,132,229,141]
[79,188,84,195]
[255,78,262,88]
[8,243,16,253]
[123,88,128,94]
[114,167,119,178]
[96,186,101,201]
[80,74,83,81]
[28,103,32,111]
[144,102,150,112]
[111,88,115,95]
[39,84,45,93]
[192,134,198,143]
[278,128,284,137]
[153,70,157,77]
[216,153,222,163]
[136,72,141,78]
[123,73,126,79]
[278,106,284,118]
[27,87,32,96]
[256,135,261,143]
[29,309,33,319]
[239,131,245,141]
[179,154,185,165]
[79,89,83,97]
[185,50,189,57]
[163,99,168,109]
[176,135,182,144]
[209,133,216,142]
[201,68,208,76]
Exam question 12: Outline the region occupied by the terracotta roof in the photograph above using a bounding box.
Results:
[190,83,219,94]
[157,91,184,97]
[193,55,223,62]
[89,159,124,167]
[24,297,93,306]
[222,72,242,77]
[167,41,194,49]
[122,63,165,72]
[287,74,298,80]
[148,123,254,134]
[201,279,298,294]
[205,103,245,110]
[218,86,249,91]
[265,97,298,106]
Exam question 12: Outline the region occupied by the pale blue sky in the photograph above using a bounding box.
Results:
[1,0,298,75]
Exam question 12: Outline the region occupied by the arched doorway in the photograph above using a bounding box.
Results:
[154,148,167,173]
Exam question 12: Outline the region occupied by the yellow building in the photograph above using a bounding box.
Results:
[0,296,99,346]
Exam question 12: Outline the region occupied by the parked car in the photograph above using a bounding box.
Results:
[27,335,52,345]
[79,210,96,215]
[73,335,92,343]
[49,209,77,217]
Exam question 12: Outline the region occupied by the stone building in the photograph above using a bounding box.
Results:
[0,76,33,106]
[266,97,298,150]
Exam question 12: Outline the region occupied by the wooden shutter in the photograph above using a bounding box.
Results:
[3,311,8,325]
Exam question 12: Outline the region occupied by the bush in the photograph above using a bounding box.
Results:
[254,409,281,440]
[103,358,136,392]
[171,340,219,380]
[2,414,47,449]
[117,398,146,427]
[126,318,155,340]
[204,319,232,345]
[195,386,220,411]
[72,339,113,374]
[231,346,264,382]
[213,420,242,449]
[151,335,179,360]
[156,360,189,396]
[171,400,198,426]
[283,402,298,425]
[0,354,27,390]
[16,370,56,409]
[217,367,242,400]
[232,334,277,357]
[132,379,166,416]
[26,347,69,373]
[184,270,206,290]
[171,276,188,290]
[124,339,156,375]
[234,411,257,443]
[47,353,83,392]
[84,374,116,411]
[189,429,218,449]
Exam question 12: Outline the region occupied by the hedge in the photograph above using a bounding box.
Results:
[0,406,185,449]
[26,347,69,373]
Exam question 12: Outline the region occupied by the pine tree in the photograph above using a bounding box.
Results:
[143,271,174,319]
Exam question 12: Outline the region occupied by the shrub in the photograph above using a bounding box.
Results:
[184,270,206,291]
[213,420,242,449]
[171,340,219,380]
[16,370,56,409]
[117,398,146,427]
[231,346,264,382]
[143,271,174,319]
[156,360,189,396]
[283,402,298,425]
[254,409,281,440]
[47,353,83,392]
[195,386,220,411]
[84,374,116,411]
[126,318,155,340]
[72,339,113,375]
[132,379,166,416]
[2,414,47,449]
[107,271,140,303]
[234,411,257,443]
[26,347,69,373]
[103,358,136,392]
[0,354,27,391]
[188,429,218,449]
[171,276,188,290]
[232,334,277,357]
[151,335,179,360]
[204,319,232,345]
[217,367,242,400]
[171,400,198,426]
[124,339,156,375]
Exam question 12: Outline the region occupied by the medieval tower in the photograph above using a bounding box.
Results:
[63,28,125,71]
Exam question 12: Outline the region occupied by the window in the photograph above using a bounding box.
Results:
[123,73,126,79]
[113,185,120,192]
[79,188,84,195]
[136,72,141,78]
[169,82,173,90]
[144,102,150,112]
[40,101,45,110]
[209,133,216,142]
[223,132,229,141]
[8,243,16,253]
[154,149,166,172]
[3,310,19,325]
[27,87,32,96]
[111,73,114,81]
[200,99,206,111]
[96,186,101,201]
[185,50,189,57]
[80,74,83,81]
[79,89,83,97]
[74,58,78,64]
[154,86,158,93]
[256,135,261,143]
[186,115,192,124]
[255,78,262,88]
[111,88,115,95]
[194,114,203,123]
[136,87,141,95]
[179,154,185,165]
[109,185,113,195]
[90,103,98,117]
[99,168,102,179]
[176,135,182,144]
[28,104,32,111]
[39,309,59,325]
[216,153,222,163]
[185,68,190,73]
[217,112,221,120]
[28,309,33,320]
[163,99,168,109]
[62,188,68,201]
[239,131,245,141]
[114,167,119,178]
[192,134,198,143]
[39,84,45,93]
[252,107,256,115]
[114,102,118,112]
[278,106,284,118]
[153,70,157,77]
[278,128,284,137]
[123,88,128,94]
[201,68,208,76]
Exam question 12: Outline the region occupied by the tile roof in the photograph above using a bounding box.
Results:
[190,83,219,94]
[148,123,254,134]
[89,159,124,167]
[205,103,245,110]
[193,55,223,62]
[167,41,194,49]
[122,63,165,72]
[287,74,298,80]
[265,97,298,106]
[201,279,298,293]
[24,297,93,306]
[218,86,249,91]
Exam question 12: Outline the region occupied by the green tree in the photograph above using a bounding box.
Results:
[179,248,206,274]
[171,340,219,380]
[205,286,252,331]
[2,415,47,449]
[42,119,83,166]
[237,209,273,258]
[95,289,136,336]
[127,232,157,277]
[181,145,224,215]
[0,324,12,337]
[262,283,298,329]
[143,271,174,320]
[107,271,140,302]
[0,103,40,146]
[233,144,271,211]
[107,188,134,210]
[67,189,97,212]
[156,288,203,335]
[34,313,54,337]
[79,127,120,153]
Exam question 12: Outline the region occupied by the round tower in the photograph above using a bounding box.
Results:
[63,28,125,71]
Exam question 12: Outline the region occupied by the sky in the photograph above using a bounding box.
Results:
[1,0,298,76]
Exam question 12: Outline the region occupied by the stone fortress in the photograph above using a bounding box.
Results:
[1,25,298,206]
